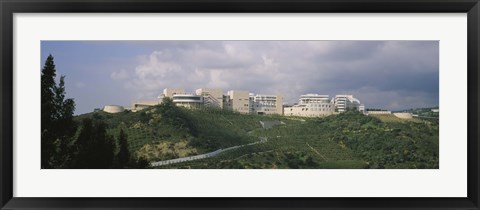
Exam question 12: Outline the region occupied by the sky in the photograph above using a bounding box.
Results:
[41,41,439,115]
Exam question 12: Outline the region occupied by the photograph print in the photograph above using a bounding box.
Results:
[41,40,439,169]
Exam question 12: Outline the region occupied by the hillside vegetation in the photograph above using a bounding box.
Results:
[76,99,439,169]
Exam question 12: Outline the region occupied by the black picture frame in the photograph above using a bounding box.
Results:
[1,0,479,209]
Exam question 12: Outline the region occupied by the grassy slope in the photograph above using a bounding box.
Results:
[75,107,439,169]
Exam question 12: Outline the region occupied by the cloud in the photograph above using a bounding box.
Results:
[110,69,129,81]
[206,69,229,89]
[119,41,438,110]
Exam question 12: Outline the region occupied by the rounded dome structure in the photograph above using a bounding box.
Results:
[103,105,125,113]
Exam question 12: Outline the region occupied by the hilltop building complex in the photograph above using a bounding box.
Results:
[103,87,365,117]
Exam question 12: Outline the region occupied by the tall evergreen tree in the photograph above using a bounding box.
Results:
[41,55,56,168]
[117,128,131,168]
[72,118,94,168]
[41,54,76,168]
[72,118,115,169]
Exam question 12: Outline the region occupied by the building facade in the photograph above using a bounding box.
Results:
[250,94,283,115]
[162,88,186,98]
[224,90,250,114]
[195,88,223,109]
[334,95,363,113]
[366,110,392,115]
[171,94,204,109]
[131,100,161,112]
[284,94,334,117]
[103,105,125,113]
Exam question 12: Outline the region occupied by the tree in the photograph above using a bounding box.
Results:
[133,157,151,169]
[157,97,197,136]
[114,128,151,169]
[72,118,115,169]
[41,54,76,168]
[117,128,130,167]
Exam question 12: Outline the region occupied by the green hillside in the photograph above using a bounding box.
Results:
[75,101,439,169]
[403,107,440,118]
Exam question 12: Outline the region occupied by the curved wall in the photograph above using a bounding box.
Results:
[103,105,125,113]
